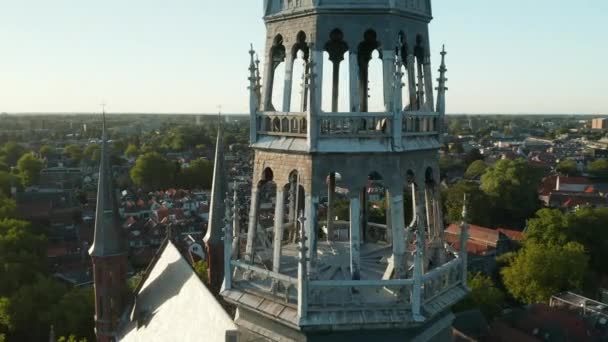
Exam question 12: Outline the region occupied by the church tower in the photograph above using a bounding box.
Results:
[89,113,128,342]
[221,1,468,341]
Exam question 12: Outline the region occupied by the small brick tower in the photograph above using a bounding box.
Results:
[89,111,128,342]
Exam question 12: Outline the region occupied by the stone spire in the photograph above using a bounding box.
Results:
[204,114,227,293]
[89,111,125,257]
[435,45,448,117]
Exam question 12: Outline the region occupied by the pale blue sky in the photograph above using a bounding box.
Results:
[0,0,606,114]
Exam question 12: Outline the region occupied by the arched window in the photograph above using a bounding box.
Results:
[289,31,310,112]
[323,29,349,113]
[265,34,286,111]
[357,30,382,113]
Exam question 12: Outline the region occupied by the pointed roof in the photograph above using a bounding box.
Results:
[89,113,126,257]
[204,115,226,246]
[118,240,237,341]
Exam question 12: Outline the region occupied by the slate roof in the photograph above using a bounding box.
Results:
[119,241,237,341]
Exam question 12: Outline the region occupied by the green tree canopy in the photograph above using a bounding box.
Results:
[0,142,26,166]
[83,144,101,163]
[442,181,492,226]
[453,273,505,318]
[525,208,608,274]
[130,152,176,190]
[0,197,16,220]
[588,159,608,178]
[51,287,95,341]
[556,159,579,176]
[0,171,20,196]
[63,144,82,164]
[194,260,209,285]
[501,241,588,304]
[464,148,484,166]
[179,158,213,190]
[0,276,67,341]
[480,158,542,227]
[124,144,140,159]
[0,219,47,297]
[39,145,55,159]
[464,160,488,180]
[16,153,44,186]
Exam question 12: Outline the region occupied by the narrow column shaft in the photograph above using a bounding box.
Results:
[272,189,285,273]
[349,195,361,280]
[360,187,367,243]
[223,215,233,291]
[412,184,427,321]
[305,195,318,274]
[331,61,340,112]
[382,50,395,112]
[263,59,276,111]
[282,56,295,112]
[349,53,360,112]
[423,57,435,112]
[245,187,260,263]
[416,62,425,110]
[301,61,309,112]
[389,191,406,278]
[406,55,417,110]
[359,61,369,112]
[327,173,336,241]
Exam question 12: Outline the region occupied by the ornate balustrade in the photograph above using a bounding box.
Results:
[257,112,307,138]
[319,112,391,138]
[231,260,299,304]
[402,111,440,136]
[308,278,414,308]
[422,258,462,304]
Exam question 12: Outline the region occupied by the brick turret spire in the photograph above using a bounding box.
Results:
[89,109,128,342]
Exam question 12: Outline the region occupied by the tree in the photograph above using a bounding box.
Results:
[525,208,608,274]
[63,145,82,165]
[449,141,465,154]
[16,153,44,186]
[0,219,47,297]
[464,148,484,166]
[52,287,95,341]
[556,159,579,176]
[58,335,89,342]
[124,144,140,159]
[442,181,492,226]
[39,145,55,160]
[588,159,608,178]
[130,152,176,190]
[194,260,209,285]
[179,158,213,189]
[0,197,16,220]
[464,160,487,180]
[83,144,101,163]
[454,273,505,318]
[0,276,67,341]
[501,241,588,304]
[0,171,20,196]
[480,158,542,227]
[0,142,26,166]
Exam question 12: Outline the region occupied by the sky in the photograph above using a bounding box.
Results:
[0,0,606,114]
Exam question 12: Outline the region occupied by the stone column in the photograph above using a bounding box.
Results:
[359,187,367,243]
[297,215,308,321]
[305,195,318,275]
[382,50,396,112]
[349,194,361,280]
[331,61,340,113]
[311,49,324,114]
[406,55,417,110]
[245,187,260,263]
[349,53,360,112]
[385,189,392,243]
[389,190,406,278]
[272,189,285,273]
[262,55,276,112]
[282,54,295,112]
[423,57,435,112]
[327,172,336,241]
[416,61,425,111]
[412,182,427,322]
